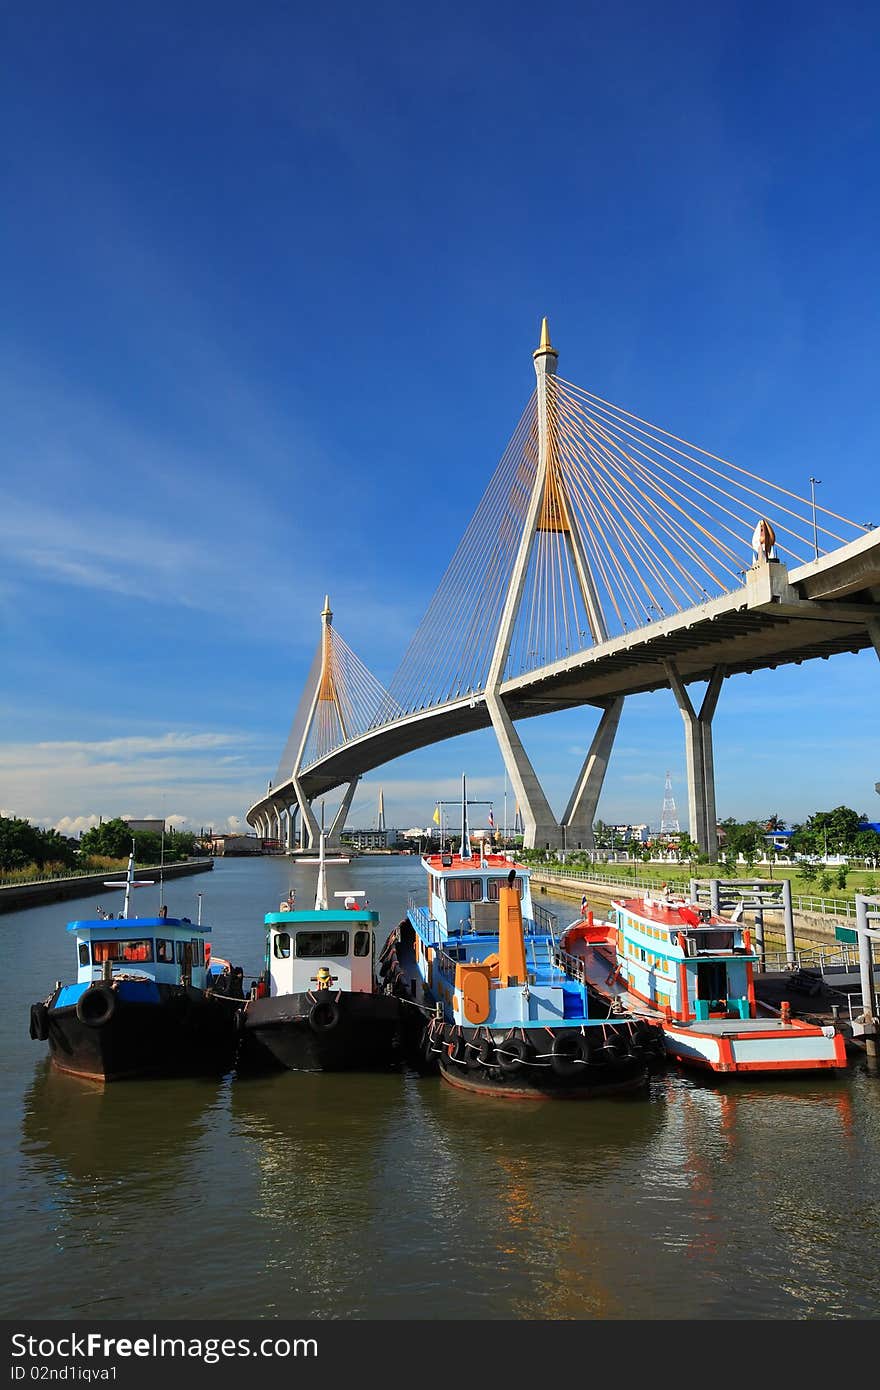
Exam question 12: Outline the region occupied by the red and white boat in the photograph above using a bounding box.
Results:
[562,892,847,1076]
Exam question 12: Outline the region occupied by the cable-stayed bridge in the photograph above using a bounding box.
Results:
[248,321,880,856]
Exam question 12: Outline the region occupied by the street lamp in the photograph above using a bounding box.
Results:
[809,477,821,559]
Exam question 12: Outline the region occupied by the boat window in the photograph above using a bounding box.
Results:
[296,930,349,957]
[354,930,372,957]
[190,938,204,966]
[701,931,734,951]
[446,877,483,902]
[92,939,154,964]
[273,932,291,959]
[486,877,522,900]
[156,939,174,963]
[176,941,194,966]
[78,942,90,966]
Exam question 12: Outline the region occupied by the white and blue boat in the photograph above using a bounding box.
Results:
[28,850,240,1082]
[385,794,659,1098]
[236,832,405,1072]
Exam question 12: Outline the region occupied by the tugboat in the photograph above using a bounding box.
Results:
[565,891,848,1076]
[236,831,405,1072]
[28,848,241,1082]
[384,801,658,1098]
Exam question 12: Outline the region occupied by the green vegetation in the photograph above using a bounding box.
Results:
[0,816,78,873]
[0,814,196,885]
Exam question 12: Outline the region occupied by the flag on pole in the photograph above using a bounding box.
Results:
[432,804,441,826]
[488,807,495,830]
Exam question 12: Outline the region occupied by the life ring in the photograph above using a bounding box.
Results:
[496,1034,533,1074]
[75,985,117,1029]
[308,997,342,1033]
[549,1031,586,1079]
[29,1002,50,1042]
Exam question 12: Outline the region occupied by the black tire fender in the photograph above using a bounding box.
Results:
[496,1034,533,1074]
[549,1031,585,1079]
[75,985,117,1029]
[308,997,342,1033]
[29,1001,50,1042]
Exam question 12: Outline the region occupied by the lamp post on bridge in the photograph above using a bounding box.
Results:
[809,476,821,559]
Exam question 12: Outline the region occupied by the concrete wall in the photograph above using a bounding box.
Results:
[0,858,213,915]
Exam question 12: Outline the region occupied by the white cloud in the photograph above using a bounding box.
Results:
[53,814,101,836]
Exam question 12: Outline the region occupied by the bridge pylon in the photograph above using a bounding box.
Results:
[483,318,623,851]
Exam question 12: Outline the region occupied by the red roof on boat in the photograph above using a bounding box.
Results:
[614,896,729,928]
[422,851,527,873]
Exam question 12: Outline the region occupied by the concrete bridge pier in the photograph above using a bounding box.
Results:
[485,691,562,849]
[561,697,624,851]
[327,778,359,849]
[291,775,320,849]
[285,803,298,852]
[664,662,724,858]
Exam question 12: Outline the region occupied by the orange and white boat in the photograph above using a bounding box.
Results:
[562,893,848,1076]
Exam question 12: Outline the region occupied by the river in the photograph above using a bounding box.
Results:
[3,855,878,1320]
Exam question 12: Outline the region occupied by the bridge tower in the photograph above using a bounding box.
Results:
[483,318,624,852]
[286,596,360,851]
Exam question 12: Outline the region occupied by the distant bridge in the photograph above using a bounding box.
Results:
[248,322,880,855]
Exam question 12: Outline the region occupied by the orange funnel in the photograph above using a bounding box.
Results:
[498,876,527,986]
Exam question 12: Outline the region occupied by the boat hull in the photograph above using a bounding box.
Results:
[422,1018,651,1100]
[240,990,405,1073]
[36,983,240,1083]
[659,1019,848,1075]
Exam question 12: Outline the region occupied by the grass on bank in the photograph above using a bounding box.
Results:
[529,857,879,904]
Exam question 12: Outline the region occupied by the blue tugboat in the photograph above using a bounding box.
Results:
[28,850,240,1081]
[385,803,659,1098]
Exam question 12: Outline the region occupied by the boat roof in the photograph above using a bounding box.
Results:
[265,910,380,925]
[420,851,528,875]
[613,897,731,929]
[67,917,208,934]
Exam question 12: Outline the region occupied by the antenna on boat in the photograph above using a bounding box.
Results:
[460,772,472,860]
[159,821,165,912]
[314,804,328,911]
[103,840,153,918]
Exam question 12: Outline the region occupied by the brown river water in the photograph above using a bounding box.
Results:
[3,856,878,1320]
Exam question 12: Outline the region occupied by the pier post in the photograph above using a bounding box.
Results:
[855,894,879,1061]
[562,698,624,850]
[709,880,721,917]
[664,662,724,858]
[781,877,796,969]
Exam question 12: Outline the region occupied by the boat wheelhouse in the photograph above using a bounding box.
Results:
[237,835,405,1072]
[386,846,658,1098]
[566,893,848,1075]
[29,852,240,1082]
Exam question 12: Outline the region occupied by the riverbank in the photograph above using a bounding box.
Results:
[0,857,213,914]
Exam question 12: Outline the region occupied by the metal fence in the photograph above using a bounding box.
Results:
[533,863,864,920]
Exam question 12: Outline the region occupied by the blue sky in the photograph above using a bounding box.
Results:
[1,0,879,837]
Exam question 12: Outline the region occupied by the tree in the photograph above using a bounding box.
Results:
[0,816,78,871]
[79,819,134,860]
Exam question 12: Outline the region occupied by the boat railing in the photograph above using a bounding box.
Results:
[533,901,558,945]
[434,945,460,980]
[553,944,587,985]
[761,944,865,974]
[408,899,442,946]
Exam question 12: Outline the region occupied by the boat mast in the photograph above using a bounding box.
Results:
[123,842,136,919]
[460,773,472,859]
[314,803,328,911]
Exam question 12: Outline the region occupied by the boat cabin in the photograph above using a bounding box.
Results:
[610,896,759,1023]
[419,852,535,942]
[67,916,211,990]
[263,908,380,996]
[408,852,596,1029]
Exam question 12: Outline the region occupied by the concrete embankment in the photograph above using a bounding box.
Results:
[530,870,842,943]
[0,857,213,915]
